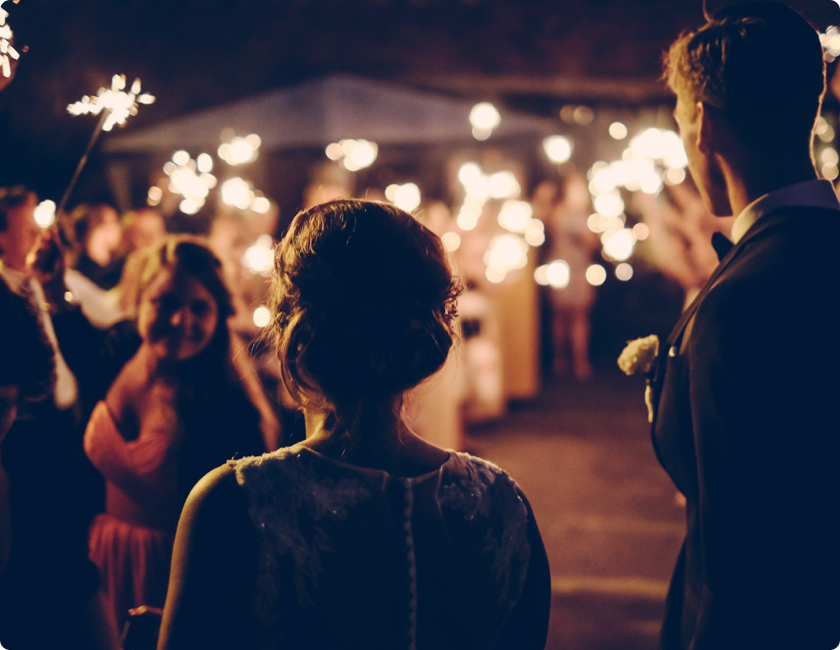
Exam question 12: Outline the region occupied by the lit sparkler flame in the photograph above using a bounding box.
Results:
[67,74,155,131]
[0,1,22,79]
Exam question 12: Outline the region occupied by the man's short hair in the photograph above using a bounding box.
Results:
[664,1,825,153]
[0,186,33,232]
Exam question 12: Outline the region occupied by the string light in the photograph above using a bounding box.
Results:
[324,139,378,171]
[218,133,261,165]
[469,102,501,140]
[385,182,421,212]
[162,151,216,215]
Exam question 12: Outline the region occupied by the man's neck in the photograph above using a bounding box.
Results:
[723,158,818,217]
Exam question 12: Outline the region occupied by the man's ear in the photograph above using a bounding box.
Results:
[696,101,713,155]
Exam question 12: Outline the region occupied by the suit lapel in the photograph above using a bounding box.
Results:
[666,207,819,349]
[651,206,829,392]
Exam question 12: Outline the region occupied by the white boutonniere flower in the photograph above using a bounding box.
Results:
[617,335,660,423]
[617,334,659,377]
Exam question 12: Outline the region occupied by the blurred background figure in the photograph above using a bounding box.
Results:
[83,236,278,635]
[545,175,600,381]
[0,187,121,650]
[404,201,468,452]
[120,207,168,255]
[633,182,733,308]
[65,203,124,290]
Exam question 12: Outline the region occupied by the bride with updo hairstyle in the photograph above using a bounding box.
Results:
[159,200,550,650]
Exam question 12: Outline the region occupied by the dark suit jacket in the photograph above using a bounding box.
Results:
[650,205,840,650]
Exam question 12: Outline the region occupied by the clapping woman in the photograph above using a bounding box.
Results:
[84,236,278,634]
[158,200,550,650]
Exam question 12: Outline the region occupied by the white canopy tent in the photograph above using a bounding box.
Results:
[104,74,556,153]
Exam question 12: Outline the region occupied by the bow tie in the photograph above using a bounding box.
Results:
[711,231,734,261]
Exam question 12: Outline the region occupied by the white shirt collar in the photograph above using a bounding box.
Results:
[731,178,840,243]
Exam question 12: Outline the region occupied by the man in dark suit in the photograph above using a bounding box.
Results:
[652,3,840,648]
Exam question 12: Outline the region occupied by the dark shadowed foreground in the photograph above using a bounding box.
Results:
[467,372,684,650]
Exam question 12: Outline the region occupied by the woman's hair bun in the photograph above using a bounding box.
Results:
[269,199,461,415]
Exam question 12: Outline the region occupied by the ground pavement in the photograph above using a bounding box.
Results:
[466,371,685,650]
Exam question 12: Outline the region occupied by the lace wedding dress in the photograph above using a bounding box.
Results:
[229,447,547,649]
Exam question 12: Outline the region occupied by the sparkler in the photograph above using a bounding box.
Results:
[0,0,21,79]
[58,75,155,216]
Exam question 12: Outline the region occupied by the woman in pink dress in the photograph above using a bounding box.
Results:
[158,201,550,649]
[84,236,278,634]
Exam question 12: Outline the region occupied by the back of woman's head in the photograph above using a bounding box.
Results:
[268,199,460,425]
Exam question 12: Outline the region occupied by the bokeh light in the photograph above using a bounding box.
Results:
[253,306,271,328]
[543,135,572,164]
[585,264,607,286]
[609,122,628,140]
[34,200,56,229]
[615,263,634,281]
[441,231,461,252]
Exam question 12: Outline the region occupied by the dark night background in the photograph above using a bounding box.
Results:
[3,0,837,196]
[2,0,838,368]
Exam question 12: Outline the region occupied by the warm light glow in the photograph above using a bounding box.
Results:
[393,182,421,212]
[253,306,271,328]
[632,223,650,240]
[218,133,262,165]
[341,139,378,171]
[324,139,379,170]
[466,175,491,201]
[497,200,532,233]
[458,163,482,185]
[488,171,520,199]
[179,198,199,215]
[164,153,215,213]
[822,147,839,166]
[589,167,617,194]
[664,167,686,185]
[243,235,274,276]
[484,233,529,272]
[469,102,501,131]
[172,150,190,166]
[67,75,155,131]
[147,186,163,206]
[545,260,570,289]
[543,135,572,164]
[524,219,545,247]
[196,153,214,173]
[252,196,271,214]
[585,264,607,286]
[441,231,461,252]
[485,266,506,283]
[34,200,56,229]
[601,228,636,261]
[615,263,634,281]
[457,209,479,231]
[609,122,628,140]
[587,214,604,233]
[534,265,551,286]
[221,177,254,210]
[594,192,624,218]
[822,163,839,181]
[1,6,21,79]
